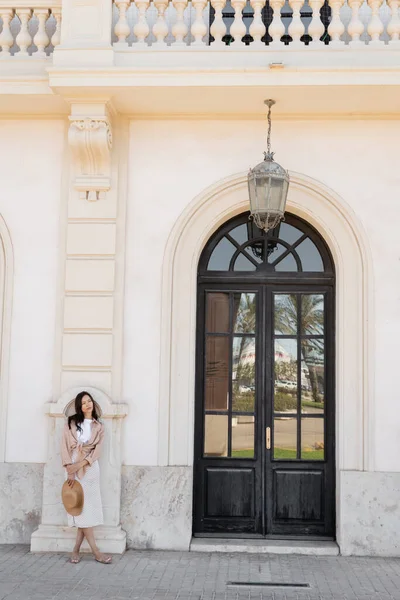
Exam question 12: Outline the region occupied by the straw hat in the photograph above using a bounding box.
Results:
[61,480,84,516]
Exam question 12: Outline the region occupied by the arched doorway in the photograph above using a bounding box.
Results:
[193,211,335,538]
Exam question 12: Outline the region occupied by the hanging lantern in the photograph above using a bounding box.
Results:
[248,100,290,232]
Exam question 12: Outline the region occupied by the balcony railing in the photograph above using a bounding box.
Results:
[0,0,397,59]
[0,2,61,56]
[112,0,398,47]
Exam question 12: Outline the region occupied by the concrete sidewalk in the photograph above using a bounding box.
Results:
[0,545,399,600]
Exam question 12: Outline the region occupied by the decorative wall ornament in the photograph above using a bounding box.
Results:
[68,116,113,201]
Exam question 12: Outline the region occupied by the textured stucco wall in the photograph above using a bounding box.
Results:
[121,466,192,551]
[0,463,44,543]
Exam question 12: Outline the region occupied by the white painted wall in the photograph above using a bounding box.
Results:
[0,120,64,463]
[123,118,400,471]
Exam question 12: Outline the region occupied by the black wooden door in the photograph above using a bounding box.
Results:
[193,213,335,539]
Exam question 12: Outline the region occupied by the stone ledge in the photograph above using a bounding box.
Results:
[190,538,339,556]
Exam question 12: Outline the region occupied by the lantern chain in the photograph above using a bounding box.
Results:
[265,99,276,160]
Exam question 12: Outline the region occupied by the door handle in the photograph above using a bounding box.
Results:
[266,427,271,450]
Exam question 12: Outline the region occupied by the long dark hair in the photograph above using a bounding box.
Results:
[68,391,100,432]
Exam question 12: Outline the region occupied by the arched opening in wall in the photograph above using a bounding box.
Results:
[193,211,336,538]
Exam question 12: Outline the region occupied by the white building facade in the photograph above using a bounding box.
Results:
[0,0,399,556]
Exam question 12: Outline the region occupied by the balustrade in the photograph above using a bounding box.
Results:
[0,4,61,56]
[112,0,396,46]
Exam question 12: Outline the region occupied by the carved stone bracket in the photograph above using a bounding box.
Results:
[68,116,113,201]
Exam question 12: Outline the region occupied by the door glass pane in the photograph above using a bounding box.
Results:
[275,253,298,272]
[296,238,324,272]
[232,416,254,458]
[204,415,228,457]
[233,293,256,333]
[275,294,297,335]
[205,337,229,410]
[229,224,248,245]
[301,294,324,335]
[274,339,298,413]
[267,242,287,264]
[234,253,256,271]
[301,339,324,413]
[274,417,297,459]
[208,237,236,271]
[232,336,255,412]
[301,418,324,460]
[206,293,230,333]
[279,222,303,245]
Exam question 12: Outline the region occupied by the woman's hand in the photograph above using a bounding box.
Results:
[67,472,75,488]
[66,464,80,475]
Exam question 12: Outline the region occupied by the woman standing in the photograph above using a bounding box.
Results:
[61,391,112,564]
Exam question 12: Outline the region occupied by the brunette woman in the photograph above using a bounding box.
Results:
[61,391,112,564]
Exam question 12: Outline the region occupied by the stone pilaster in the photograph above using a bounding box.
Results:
[31,102,128,554]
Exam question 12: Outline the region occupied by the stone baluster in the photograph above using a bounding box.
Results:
[153,0,170,45]
[249,0,266,45]
[347,0,364,45]
[16,8,33,55]
[269,0,285,46]
[191,0,207,45]
[114,0,132,45]
[387,0,400,44]
[133,0,151,44]
[34,9,50,56]
[172,0,189,45]
[288,0,305,45]
[51,8,62,48]
[0,9,15,56]
[327,0,345,44]
[230,0,246,45]
[308,0,325,44]
[367,0,384,45]
[210,0,227,45]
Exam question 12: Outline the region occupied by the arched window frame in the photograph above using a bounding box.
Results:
[199,212,335,281]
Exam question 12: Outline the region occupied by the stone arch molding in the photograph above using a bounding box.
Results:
[30,387,128,553]
[0,214,14,463]
[158,171,374,475]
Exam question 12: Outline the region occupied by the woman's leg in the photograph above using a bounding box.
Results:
[82,527,112,563]
[70,528,84,563]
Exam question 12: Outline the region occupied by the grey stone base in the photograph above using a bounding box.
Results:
[30,524,127,554]
[339,471,400,556]
[121,466,192,550]
[0,463,44,543]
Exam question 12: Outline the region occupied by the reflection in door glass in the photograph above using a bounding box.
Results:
[233,293,256,333]
[274,294,297,335]
[204,415,228,457]
[301,418,324,460]
[232,416,254,458]
[301,339,324,411]
[206,292,230,333]
[232,336,255,412]
[274,339,298,414]
[301,294,324,335]
[205,337,229,410]
[274,417,297,459]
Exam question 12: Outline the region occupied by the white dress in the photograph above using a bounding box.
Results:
[67,419,104,528]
